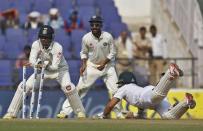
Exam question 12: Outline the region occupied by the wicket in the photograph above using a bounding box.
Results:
[22,66,26,119]
[22,61,48,119]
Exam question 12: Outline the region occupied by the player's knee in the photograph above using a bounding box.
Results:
[18,82,24,91]
[162,112,176,119]
[151,96,163,104]
[19,81,33,94]
[62,83,76,94]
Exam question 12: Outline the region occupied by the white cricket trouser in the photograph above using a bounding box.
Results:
[136,69,185,118]
[138,85,171,116]
[60,61,119,115]
[6,69,74,117]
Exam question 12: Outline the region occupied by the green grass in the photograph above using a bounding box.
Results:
[0,119,203,131]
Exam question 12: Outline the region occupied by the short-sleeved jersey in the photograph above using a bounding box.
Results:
[114,84,155,108]
[114,84,144,107]
[80,31,116,65]
[29,40,68,73]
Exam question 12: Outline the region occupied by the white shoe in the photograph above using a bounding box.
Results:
[77,112,86,118]
[169,63,183,79]
[3,113,16,119]
[115,112,125,119]
[92,112,104,119]
[56,112,68,119]
[185,93,196,109]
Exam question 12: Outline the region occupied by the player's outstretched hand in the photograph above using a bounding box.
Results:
[23,62,32,67]
[92,112,109,119]
[123,111,147,119]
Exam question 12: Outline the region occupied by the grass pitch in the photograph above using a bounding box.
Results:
[0,119,203,131]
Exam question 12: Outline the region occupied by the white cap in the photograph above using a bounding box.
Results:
[29,11,40,18]
[49,8,58,15]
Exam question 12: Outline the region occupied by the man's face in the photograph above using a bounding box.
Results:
[40,37,52,49]
[90,22,102,35]
[140,29,146,37]
[30,17,37,22]
[150,27,157,36]
[121,31,127,42]
[50,14,58,20]
[71,14,77,22]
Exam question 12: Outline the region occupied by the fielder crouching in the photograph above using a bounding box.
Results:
[3,25,85,119]
[100,63,196,119]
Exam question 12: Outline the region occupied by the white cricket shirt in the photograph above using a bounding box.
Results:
[80,31,116,65]
[29,40,68,73]
[114,83,145,107]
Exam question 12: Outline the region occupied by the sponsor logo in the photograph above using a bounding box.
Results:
[103,42,108,46]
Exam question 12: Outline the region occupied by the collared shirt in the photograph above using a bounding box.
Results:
[80,31,116,65]
[29,40,68,73]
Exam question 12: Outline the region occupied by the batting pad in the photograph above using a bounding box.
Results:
[151,70,175,103]
[60,99,73,115]
[7,82,24,117]
[65,88,85,115]
[162,101,188,119]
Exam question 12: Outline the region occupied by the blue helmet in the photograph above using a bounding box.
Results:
[38,25,54,39]
[89,15,103,23]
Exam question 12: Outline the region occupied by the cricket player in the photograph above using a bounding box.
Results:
[3,25,85,119]
[98,63,196,119]
[57,15,122,118]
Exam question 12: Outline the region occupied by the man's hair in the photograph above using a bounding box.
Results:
[139,26,146,32]
[150,24,157,30]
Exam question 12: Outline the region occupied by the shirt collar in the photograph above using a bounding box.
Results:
[91,31,104,41]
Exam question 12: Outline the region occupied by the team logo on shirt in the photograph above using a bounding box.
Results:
[57,52,62,58]
[89,43,94,48]
[103,42,108,46]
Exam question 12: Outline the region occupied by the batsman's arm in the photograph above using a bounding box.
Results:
[103,97,120,118]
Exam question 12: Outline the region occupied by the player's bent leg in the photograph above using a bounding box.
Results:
[3,81,32,119]
[162,93,196,119]
[62,83,86,118]
[151,63,183,104]
[58,78,92,118]
[57,99,72,118]
[3,83,23,119]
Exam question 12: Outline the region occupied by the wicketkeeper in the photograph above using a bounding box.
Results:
[3,25,85,119]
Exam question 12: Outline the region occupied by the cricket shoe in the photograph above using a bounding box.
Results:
[169,63,183,80]
[3,113,16,119]
[77,112,86,118]
[56,112,68,119]
[185,93,196,109]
